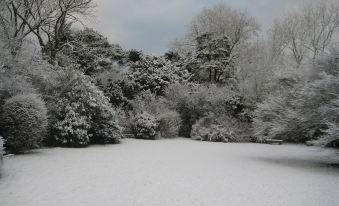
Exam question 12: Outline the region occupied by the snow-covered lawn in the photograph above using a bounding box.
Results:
[0,138,338,206]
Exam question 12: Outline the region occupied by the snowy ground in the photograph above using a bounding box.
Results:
[0,138,339,206]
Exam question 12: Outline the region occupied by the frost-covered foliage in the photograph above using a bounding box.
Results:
[253,79,331,143]
[165,83,251,137]
[187,33,236,84]
[132,112,159,140]
[0,94,48,153]
[0,136,4,172]
[254,48,339,145]
[126,56,191,96]
[192,118,234,143]
[318,91,339,147]
[157,111,181,138]
[49,69,121,147]
[128,50,142,62]
[59,28,125,75]
[129,91,180,138]
[192,116,251,142]
[130,90,167,114]
[101,79,133,108]
[52,102,91,147]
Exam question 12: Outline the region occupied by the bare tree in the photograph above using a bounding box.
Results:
[302,0,339,59]
[0,0,96,63]
[270,0,339,66]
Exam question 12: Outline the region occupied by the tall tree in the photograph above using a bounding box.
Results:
[192,33,235,84]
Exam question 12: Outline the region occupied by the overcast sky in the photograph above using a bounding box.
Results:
[87,0,310,55]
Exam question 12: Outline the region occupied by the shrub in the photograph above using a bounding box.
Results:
[52,102,91,147]
[115,108,134,135]
[165,83,249,137]
[191,118,234,142]
[191,116,252,143]
[90,101,122,144]
[0,136,4,173]
[158,111,181,138]
[57,28,126,75]
[130,91,180,138]
[126,56,191,96]
[128,50,142,62]
[253,74,337,143]
[0,94,48,153]
[49,69,122,147]
[132,112,159,140]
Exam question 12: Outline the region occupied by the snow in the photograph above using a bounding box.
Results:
[0,138,339,206]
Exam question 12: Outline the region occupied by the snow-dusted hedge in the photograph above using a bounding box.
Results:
[52,102,91,147]
[129,91,181,138]
[127,56,191,96]
[165,83,251,137]
[132,112,159,140]
[191,116,252,143]
[158,111,181,138]
[50,70,122,147]
[0,94,48,153]
[191,118,234,143]
[0,136,4,172]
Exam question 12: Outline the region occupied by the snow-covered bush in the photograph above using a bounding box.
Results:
[158,111,181,138]
[130,90,169,114]
[58,28,125,75]
[253,47,339,144]
[52,102,91,147]
[49,69,121,147]
[253,89,325,143]
[165,83,250,137]
[128,50,142,62]
[103,80,130,107]
[90,101,122,144]
[192,118,234,142]
[0,94,48,153]
[129,91,180,138]
[191,116,251,142]
[0,136,4,173]
[132,112,159,140]
[0,75,36,98]
[127,56,191,96]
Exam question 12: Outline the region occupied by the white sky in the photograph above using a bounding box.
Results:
[87,0,323,55]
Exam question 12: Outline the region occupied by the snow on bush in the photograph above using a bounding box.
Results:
[253,47,339,144]
[165,83,250,137]
[0,94,48,153]
[52,102,91,147]
[130,91,180,138]
[191,116,252,143]
[158,111,181,138]
[0,136,4,173]
[132,112,159,140]
[90,100,122,144]
[58,28,125,75]
[191,118,234,143]
[50,70,122,147]
[127,56,191,96]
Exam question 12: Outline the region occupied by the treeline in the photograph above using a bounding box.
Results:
[0,0,338,160]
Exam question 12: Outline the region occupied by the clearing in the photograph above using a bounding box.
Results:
[0,138,339,206]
